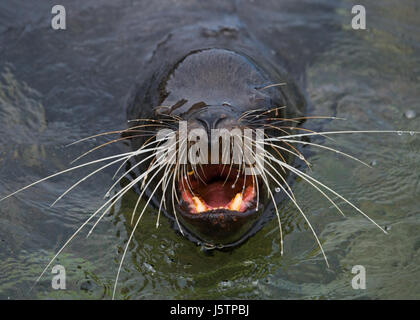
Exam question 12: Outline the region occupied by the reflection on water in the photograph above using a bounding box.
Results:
[0,0,419,299]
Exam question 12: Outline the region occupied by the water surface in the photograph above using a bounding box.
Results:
[0,0,419,299]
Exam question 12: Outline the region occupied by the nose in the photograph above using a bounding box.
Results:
[196,113,228,132]
[189,106,231,132]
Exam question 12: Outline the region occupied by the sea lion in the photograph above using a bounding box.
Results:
[125,23,307,249]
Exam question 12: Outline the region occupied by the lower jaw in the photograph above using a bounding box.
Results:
[175,206,264,247]
[171,164,265,246]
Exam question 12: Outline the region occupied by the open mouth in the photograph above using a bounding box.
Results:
[178,164,258,214]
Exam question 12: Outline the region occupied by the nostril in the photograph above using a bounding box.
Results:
[196,118,210,132]
[213,114,227,129]
[196,115,227,131]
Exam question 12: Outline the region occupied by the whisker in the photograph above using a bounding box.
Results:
[257,153,329,266]
[257,106,287,117]
[262,131,311,169]
[155,153,181,228]
[262,116,345,127]
[240,139,284,255]
[170,151,185,233]
[127,117,178,124]
[70,133,156,164]
[266,130,420,141]
[51,157,129,207]
[104,151,162,202]
[104,138,172,198]
[249,117,301,124]
[264,150,387,233]
[33,153,157,285]
[260,149,345,217]
[0,151,137,202]
[52,137,167,207]
[252,140,297,202]
[238,108,270,121]
[244,139,329,265]
[130,141,179,225]
[87,151,167,237]
[262,124,336,142]
[111,136,155,182]
[249,137,309,165]
[112,153,176,298]
[27,137,175,287]
[66,123,169,147]
[280,138,372,168]
[257,82,287,90]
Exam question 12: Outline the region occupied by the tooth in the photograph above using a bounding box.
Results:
[192,196,207,213]
[228,193,242,211]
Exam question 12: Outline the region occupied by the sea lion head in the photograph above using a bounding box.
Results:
[127,48,306,248]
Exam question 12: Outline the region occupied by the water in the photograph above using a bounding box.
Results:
[0,0,419,299]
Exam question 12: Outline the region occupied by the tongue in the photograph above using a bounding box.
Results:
[199,181,237,207]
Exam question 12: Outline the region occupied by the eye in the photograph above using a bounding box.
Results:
[154,105,171,115]
[222,102,231,107]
